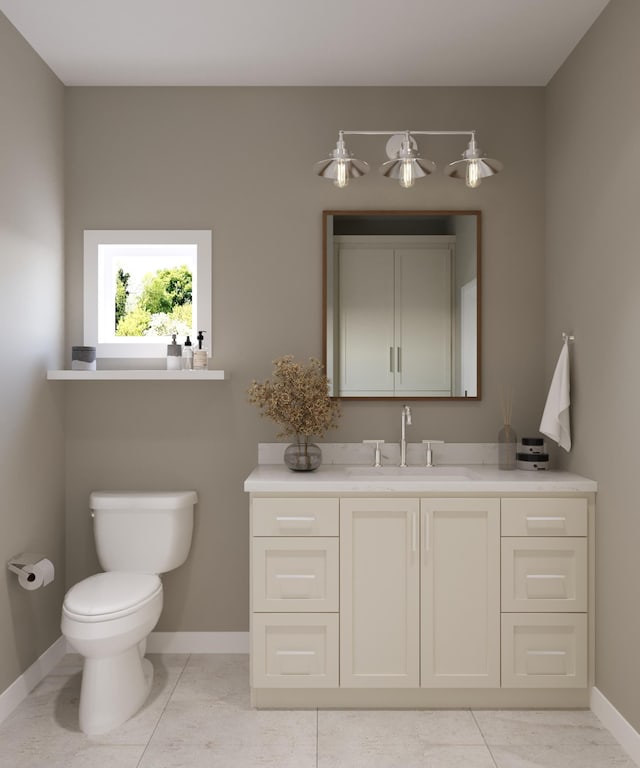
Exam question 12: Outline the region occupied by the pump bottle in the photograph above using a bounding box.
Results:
[166,334,182,370]
[182,335,193,370]
[193,330,208,370]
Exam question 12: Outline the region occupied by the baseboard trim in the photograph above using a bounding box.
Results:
[591,687,640,766]
[147,631,250,654]
[0,636,67,725]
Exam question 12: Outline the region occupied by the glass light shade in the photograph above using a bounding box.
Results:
[466,158,482,188]
[399,159,415,188]
[334,159,349,188]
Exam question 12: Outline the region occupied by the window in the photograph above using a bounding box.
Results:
[84,230,212,358]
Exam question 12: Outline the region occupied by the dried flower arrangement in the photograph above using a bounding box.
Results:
[247,355,340,441]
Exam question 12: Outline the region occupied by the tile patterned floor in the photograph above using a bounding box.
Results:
[0,654,636,768]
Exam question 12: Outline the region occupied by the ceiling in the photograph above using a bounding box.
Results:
[0,0,610,87]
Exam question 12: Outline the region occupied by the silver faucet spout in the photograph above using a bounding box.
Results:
[400,405,412,467]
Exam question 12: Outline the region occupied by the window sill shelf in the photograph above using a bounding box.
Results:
[47,370,228,381]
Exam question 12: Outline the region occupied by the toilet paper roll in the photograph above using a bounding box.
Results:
[17,559,55,591]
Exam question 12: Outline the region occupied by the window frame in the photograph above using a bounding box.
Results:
[83,229,212,359]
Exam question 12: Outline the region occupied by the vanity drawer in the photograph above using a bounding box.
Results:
[501,538,587,612]
[501,498,587,537]
[252,498,339,536]
[501,613,587,688]
[252,613,339,688]
[252,537,339,612]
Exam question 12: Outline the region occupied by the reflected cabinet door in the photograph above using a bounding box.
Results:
[336,236,454,397]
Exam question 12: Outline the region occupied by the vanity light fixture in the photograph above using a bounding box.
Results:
[313,131,370,189]
[314,129,502,189]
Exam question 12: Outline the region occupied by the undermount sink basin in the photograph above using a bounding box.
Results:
[346,466,476,481]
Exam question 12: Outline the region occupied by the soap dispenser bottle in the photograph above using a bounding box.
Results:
[166,334,182,370]
[182,335,193,370]
[193,330,208,370]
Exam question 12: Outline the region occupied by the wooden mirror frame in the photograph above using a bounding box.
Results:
[323,210,481,401]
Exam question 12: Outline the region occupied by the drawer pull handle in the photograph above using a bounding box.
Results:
[275,650,316,656]
[275,574,316,580]
[275,516,317,522]
[526,650,566,656]
[525,516,567,523]
[526,574,566,580]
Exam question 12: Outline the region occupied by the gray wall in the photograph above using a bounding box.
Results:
[64,86,546,631]
[0,14,65,693]
[546,0,640,732]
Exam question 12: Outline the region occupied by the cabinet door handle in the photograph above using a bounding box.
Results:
[526,650,566,656]
[397,346,401,373]
[424,512,430,554]
[525,516,567,523]
[275,516,316,522]
[276,650,316,656]
[411,510,417,554]
[389,346,394,373]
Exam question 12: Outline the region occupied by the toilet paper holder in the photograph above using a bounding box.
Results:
[7,552,55,588]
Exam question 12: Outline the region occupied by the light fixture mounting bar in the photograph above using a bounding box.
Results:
[339,130,476,137]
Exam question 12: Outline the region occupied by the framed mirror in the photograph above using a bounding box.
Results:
[323,210,481,400]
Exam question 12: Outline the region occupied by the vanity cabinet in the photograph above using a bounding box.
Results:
[251,498,339,688]
[249,488,594,708]
[500,498,589,689]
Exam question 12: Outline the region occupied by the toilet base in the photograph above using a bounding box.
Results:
[79,644,153,735]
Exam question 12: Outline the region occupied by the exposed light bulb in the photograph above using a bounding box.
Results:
[466,158,481,188]
[399,159,415,189]
[334,158,349,188]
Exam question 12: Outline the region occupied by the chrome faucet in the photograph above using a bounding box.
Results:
[400,405,412,467]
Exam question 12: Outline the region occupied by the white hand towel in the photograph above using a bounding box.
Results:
[539,340,571,451]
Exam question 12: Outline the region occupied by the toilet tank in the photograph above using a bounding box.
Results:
[90,491,197,574]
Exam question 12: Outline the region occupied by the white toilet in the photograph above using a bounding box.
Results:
[61,490,197,735]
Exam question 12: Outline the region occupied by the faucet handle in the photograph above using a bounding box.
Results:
[421,439,445,467]
[363,439,385,467]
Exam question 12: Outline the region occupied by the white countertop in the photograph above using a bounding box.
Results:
[244,464,597,494]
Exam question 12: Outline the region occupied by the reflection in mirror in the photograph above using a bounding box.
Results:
[323,211,480,400]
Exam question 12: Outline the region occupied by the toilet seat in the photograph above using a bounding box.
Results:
[63,572,162,623]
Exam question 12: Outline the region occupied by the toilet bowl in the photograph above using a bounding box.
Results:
[61,491,196,736]
[62,572,163,735]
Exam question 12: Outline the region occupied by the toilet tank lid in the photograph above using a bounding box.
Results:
[90,491,198,510]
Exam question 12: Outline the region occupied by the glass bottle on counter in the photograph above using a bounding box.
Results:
[498,424,517,470]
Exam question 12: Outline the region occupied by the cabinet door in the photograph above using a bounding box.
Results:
[338,244,395,395]
[340,498,420,687]
[395,246,452,396]
[335,236,455,397]
[421,498,500,688]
